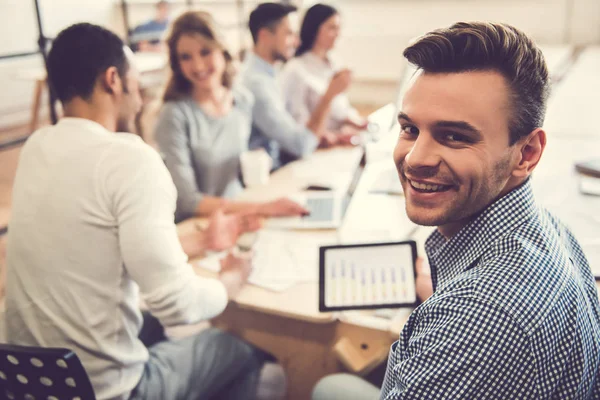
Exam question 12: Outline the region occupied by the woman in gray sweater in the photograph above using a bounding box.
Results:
[154,11,307,222]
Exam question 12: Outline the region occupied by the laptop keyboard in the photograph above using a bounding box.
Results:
[303,197,335,222]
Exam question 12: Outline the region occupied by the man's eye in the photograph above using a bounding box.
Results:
[444,133,469,143]
[400,125,419,136]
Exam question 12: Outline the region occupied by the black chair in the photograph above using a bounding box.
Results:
[0,343,95,399]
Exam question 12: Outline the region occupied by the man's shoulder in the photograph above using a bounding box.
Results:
[461,211,585,331]
[159,99,191,119]
[101,133,165,173]
[239,65,274,91]
[110,131,149,149]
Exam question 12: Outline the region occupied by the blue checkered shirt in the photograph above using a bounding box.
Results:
[381,180,600,399]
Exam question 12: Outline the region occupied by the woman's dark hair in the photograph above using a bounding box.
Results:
[295,3,338,57]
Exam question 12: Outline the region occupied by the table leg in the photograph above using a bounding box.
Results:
[212,304,391,400]
[29,79,45,133]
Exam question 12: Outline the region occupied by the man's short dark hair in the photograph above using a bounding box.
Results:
[48,23,129,103]
[248,2,297,44]
[404,22,550,145]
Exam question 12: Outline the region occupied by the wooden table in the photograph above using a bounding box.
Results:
[179,144,417,399]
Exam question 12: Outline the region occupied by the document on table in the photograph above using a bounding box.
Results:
[196,229,335,291]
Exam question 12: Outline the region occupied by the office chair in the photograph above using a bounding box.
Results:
[0,343,95,399]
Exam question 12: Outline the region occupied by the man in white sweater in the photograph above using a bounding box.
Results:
[4,23,273,400]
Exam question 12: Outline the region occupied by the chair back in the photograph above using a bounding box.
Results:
[0,343,96,399]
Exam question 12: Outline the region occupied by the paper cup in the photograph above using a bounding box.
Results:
[240,149,272,187]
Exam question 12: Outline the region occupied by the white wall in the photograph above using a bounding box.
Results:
[333,0,600,104]
[0,0,124,128]
[1,0,599,128]
[0,0,252,128]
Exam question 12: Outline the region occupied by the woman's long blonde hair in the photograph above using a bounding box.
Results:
[163,11,235,102]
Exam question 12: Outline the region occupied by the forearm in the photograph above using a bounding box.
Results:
[195,196,261,216]
[344,116,367,130]
[178,228,207,259]
[306,92,335,136]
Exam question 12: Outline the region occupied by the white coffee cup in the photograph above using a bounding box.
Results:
[240,149,272,188]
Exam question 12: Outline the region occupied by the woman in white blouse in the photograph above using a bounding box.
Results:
[281,4,367,133]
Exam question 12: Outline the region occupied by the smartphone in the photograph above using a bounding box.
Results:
[304,184,332,191]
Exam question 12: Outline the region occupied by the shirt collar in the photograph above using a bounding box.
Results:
[245,52,276,78]
[425,179,537,290]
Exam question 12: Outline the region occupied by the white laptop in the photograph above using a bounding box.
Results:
[265,103,403,230]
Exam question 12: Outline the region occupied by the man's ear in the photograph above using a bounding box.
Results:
[257,27,272,45]
[99,66,123,96]
[512,128,547,179]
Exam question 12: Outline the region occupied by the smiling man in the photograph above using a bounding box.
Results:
[313,21,599,400]
[380,22,600,399]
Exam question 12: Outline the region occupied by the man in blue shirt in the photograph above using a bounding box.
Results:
[130,0,170,52]
[240,3,354,169]
[313,21,600,400]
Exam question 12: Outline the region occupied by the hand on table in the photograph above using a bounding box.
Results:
[258,198,309,217]
[205,209,261,251]
[218,251,253,299]
[319,131,359,148]
[335,132,360,146]
[319,132,339,148]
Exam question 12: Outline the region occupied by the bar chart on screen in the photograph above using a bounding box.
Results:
[323,243,416,309]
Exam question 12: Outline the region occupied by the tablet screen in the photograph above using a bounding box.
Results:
[319,241,418,311]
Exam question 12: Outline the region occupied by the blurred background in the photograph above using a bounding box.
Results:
[0,0,599,232]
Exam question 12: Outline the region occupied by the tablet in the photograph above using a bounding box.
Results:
[319,241,418,311]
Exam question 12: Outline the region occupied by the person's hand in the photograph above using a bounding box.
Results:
[334,132,360,147]
[354,119,369,130]
[204,209,260,251]
[319,132,338,148]
[325,69,352,98]
[218,251,253,299]
[257,198,309,217]
[415,257,434,302]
